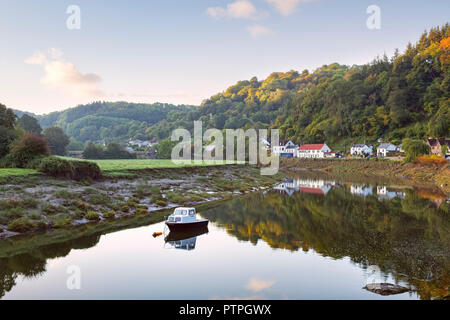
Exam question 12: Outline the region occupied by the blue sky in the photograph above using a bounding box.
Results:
[0,0,449,114]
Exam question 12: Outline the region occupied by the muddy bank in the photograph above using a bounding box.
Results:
[281,158,450,194]
[0,165,284,239]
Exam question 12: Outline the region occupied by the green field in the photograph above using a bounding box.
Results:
[58,157,241,171]
[0,168,38,177]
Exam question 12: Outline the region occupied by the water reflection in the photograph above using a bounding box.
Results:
[164,227,209,251]
[202,179,450,300]
[0,176,448,299]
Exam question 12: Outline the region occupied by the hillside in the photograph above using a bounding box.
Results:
[35,101,194,143]
[146,24,449,147]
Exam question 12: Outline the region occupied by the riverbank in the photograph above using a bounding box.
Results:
[281,158,450,193]
[0,165,283,239]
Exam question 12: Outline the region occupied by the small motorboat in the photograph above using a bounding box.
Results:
[165,207,208,232]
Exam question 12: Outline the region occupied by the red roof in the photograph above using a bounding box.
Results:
[299,187,324,195]
[298,144,325,151]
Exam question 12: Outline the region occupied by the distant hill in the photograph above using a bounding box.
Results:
[36,101,195,143]
[12,109,37,119]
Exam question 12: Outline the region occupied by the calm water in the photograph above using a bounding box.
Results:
[1,174,449,300]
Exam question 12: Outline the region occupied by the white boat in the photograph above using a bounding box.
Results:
[165,207,209,231]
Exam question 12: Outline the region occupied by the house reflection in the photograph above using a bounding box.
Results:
[164,227,208,251]
[274,178,336,196]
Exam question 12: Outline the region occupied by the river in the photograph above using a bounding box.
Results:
[1,173,449,299]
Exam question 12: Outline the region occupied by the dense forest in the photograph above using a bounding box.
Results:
[18,24,450,148]
[31,102,195,144]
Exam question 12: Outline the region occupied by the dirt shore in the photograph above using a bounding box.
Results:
[0,165,284,239]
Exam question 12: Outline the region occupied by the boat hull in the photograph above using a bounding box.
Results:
[165,219,209,232]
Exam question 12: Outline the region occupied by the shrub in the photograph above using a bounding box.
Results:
[103,211,116,219]
[70,160,102,180]
[135,208,148,215]
[121,205,130,213]
[7,217,37,232]
[9,133,50,168]
[35,156,102,180]
[41,204,59,215]
[37,157,73,178]
[85,211,100,220]
[155,199,168,207]
[88,193,110,205]
[74,199,91,211]
[417,155,448,165]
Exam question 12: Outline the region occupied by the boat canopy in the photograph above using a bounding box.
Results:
[173,208,196,216]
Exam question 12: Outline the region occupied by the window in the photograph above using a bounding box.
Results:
[189,209,195,215]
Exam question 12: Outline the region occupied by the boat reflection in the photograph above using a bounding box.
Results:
[164,227,208,251]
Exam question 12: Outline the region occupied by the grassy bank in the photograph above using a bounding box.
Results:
[281,158,450,193]
[0,168,38,177]
[0,164,283,238]
[58,157,242,171]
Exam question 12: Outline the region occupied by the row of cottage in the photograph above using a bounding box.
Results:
[270,140,403,158]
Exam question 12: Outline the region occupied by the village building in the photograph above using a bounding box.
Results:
[272,140,297,156]
[377,143,397,157]
[296,143,331,158]
[350,144,373,156]
[427,138,450,157]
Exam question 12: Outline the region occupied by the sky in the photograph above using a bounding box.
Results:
[0,0,449,114]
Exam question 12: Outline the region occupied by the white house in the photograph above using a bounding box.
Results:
[128,139,151,148]
[272,140,297,155]
[350,144,373,156]
[297,143,331,158]
[377,143,397,157]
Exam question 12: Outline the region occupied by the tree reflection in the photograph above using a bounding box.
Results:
[202,186,450,300]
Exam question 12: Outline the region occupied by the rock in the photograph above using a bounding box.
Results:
[363,283,410,296]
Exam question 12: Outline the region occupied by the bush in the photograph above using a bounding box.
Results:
[155,199,168,207]
[7,217,37,232]
[85,211,100,220]
[70,160,102,180]
[9,133,50,168]
[121,205,130,213]
[36,157,102,180]
[103,211,116,219]
[417,155,448,165]
[37,157,73,178]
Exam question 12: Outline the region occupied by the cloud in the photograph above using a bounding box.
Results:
[245,278,275,292]
[265,0,315,16]
[25,48,103,97]
[247,24,273,37]
[207,0,259,19]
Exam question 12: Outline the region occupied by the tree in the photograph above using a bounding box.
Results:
[9,134,50,167]
[43,127,70,156]
[67,139,85,151]
[157,138,177,159]
[82,142,104,159]
[0,103,18,158]
[103,143,135,159]
[402,138,431,162]
[17,114,42,135]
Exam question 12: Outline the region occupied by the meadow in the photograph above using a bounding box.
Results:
[0,168,38,178]
[58,157,242,171]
